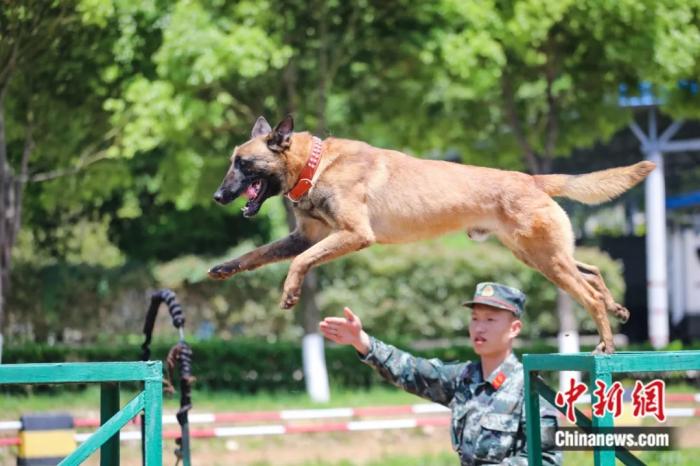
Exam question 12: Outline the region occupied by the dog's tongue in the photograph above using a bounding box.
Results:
[245,183,258,200]
[245,186,255,199]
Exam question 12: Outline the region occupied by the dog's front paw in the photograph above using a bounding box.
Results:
[208,262,240,280]
[280,288,301,310]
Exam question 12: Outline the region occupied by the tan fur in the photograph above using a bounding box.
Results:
[533,161,655,204]
[210,125,656,354]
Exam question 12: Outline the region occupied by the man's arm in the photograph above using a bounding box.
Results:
[359,335,466,405]
[319,308,465,406]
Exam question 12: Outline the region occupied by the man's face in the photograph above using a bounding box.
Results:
[468,304,521,357]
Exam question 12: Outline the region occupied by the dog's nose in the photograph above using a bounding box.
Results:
[213,190,224,203]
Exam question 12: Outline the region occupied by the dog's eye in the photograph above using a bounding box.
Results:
[234,158,248,169]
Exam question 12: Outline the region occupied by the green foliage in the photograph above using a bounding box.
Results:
[422,0,700,167]
[106,196,273,262]
[6,336,696,394]
[7,0,700,255]
[0,338,550,394]
[103,0,292,208]
[4,0,699,348]
[7,260,153,342]
[1,1,157,266]
[316,239,625,340]
[8,234,624,343]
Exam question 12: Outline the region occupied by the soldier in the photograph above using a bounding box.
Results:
[319,282,561,465]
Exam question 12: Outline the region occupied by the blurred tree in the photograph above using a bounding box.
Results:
[103,150,273,262]
[0,0,131,358]
[101,0,331,398]
[3,0,278,345]
[419,0,700,354]
[4,0,699,360]
[423,0,699,170]
[101,0,444,401]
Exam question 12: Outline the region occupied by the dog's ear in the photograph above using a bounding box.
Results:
[251,116,272,139]
[267,114,294,152]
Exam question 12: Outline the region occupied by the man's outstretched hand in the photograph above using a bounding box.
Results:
[319,307,371,356]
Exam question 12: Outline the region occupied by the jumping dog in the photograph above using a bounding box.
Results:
[211,115,655,354]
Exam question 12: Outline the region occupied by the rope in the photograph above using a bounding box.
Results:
[165,342,195,420]
[141,289,186,361]
[140,289,193,466]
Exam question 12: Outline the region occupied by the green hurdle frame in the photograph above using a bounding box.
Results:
[523,351,700,466]
[0,361,163,466]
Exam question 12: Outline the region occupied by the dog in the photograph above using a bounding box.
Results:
[210,115,655,354]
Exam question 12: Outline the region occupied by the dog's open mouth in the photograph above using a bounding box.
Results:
[242,178,268,217]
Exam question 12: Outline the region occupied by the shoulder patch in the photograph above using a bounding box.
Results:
[492,371,507,390]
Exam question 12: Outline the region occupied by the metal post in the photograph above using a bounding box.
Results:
[645,118,670,348]
[140,414,145,465]
[144,379,163,466]
[670,226,685,327]
[589,364,615,466]
[180,421,191,466]
[302,333,330,402]
[557,291,580,392]
[524,368,542,466]
[100,383,120,466]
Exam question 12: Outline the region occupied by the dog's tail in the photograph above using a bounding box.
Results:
[533,161,656,205]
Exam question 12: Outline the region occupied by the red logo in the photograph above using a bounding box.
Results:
[631,379,667,422]
[592,380,624,418]
[555,378,588,423]
[555,378,667,422]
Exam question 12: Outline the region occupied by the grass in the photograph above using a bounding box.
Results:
[257,451,459,466]
[241,449,700,466]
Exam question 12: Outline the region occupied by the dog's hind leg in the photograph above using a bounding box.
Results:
[576,261,630,323]
[505,198,617,352]
[507,219,615,353]
[536,254,615,354]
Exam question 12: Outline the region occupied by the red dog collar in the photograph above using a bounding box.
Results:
[286,136,323,202]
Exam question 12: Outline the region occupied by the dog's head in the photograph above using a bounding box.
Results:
[213,115,294,217]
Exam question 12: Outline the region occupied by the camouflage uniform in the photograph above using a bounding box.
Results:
[358,283,561,465]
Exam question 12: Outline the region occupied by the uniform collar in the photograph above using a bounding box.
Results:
[464,352,520,390]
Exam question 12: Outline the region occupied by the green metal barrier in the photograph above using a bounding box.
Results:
[523,351,700,466]
[0,361,163,466]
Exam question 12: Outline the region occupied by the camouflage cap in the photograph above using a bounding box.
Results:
[462,282,526,318]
